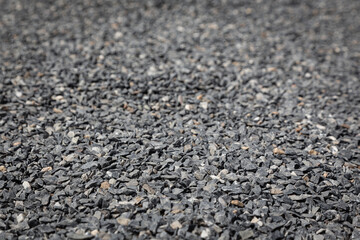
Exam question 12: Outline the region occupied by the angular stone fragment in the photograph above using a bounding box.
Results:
[41,166,52,172]
[273,148,285,155]
[23,181,31,190]
[100,181,110,190]
[117,217,131,226]
[230,200,244,207]
[289,194,312,201]
[170,220,182,229]
[67,233,94,240]
[239,229,254,240]
[143,184,156,194]
[270,188,283,195]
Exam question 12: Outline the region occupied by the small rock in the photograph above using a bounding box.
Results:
[313,234,324,240]
[289,194,312,201]
[270,188,283,195]
[171,208,183,214]
[225,173,238,181]
[67,131,75,138]
[242,161,257,171]
[143,184,156,194]
[184,144,192,153]
[0,166,6,172]
[53,108,63,113]
[17,214,25,223]
[218,169,229,177]
[273,147,285,155]
[316,124,326,130]
[239,229,254,240]
[351,228,360,239]
[114,32,123,39]
[41,195,50,206]
[172,188,183,195]
[94,211,101,220]
[203,182,217,193]
[22,181,31,190]
[212,224,223,234]
[45,127,53,135]
[15,90,23,98]
[134,196,144,204]
[41,166,52,172]
[125,179,138,188]
[117,217,131,226]
[100,181,110,190]
[195,171,205,180]
[309,149,318,155]
[200,228,211,238]
[128,169,140,178]
[54,202,62,209]
[15,201,24,208]
[331,146,338,155]
[230,200,244,207]
[71,137,79,144]
[64,154,76,162]
[67,233,94,240]
[185,104,194,111]
[92,147,101,154]
[170,220,182,229]
[251,217,259,224]
[161,96,170,102]
[200,102,208,110]
[214,212,226,223]
[218,197,227,207]
[196,94,203,100]
[209,143,217,156]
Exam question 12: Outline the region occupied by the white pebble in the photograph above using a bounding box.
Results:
[17,213,25,223]
[22,181,31,190]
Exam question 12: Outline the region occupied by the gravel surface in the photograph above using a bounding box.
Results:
[1,0,360,239]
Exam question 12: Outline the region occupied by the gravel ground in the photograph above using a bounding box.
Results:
[1,0,360,239]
